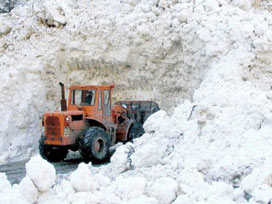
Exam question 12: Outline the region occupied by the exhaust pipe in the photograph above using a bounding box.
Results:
[59,82,67,111]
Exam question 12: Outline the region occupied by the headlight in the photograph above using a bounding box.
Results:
[66,116,70,121]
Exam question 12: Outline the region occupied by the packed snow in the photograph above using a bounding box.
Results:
[1,0,272,203]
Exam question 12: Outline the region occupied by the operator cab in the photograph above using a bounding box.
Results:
[68,85,114,120]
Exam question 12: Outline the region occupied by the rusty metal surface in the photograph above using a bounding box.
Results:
[43,111,84,146]
[45,116,61,141]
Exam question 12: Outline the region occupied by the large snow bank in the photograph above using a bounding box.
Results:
[1,0,272,203]
[0,0,230,162]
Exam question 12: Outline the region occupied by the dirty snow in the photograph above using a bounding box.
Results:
[1,0,272,203]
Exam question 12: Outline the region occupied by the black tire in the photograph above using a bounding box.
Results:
[39,135,68,162]
[79,127,111,163]
[128,123,145,141]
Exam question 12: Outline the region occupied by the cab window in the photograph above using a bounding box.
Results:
[72,89,96,105]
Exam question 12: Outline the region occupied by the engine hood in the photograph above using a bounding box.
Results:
[43,110,84,117]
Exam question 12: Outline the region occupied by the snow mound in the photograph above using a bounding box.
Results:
[19,176,38,203]
[110,143,134,174]
[146,177,178,204]
[112,176,146,200]
[0,178,29,204]
[25,155,56,192]
[0,191,30,204]
[69,163,98,192]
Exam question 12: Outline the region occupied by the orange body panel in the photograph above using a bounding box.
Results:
[43,111,85,145]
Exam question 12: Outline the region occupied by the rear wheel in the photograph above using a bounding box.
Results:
[39,135,68,162]
[128,123,145,141]
[79,127,111,163]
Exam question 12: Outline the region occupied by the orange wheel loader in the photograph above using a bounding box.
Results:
[39,83,159,163]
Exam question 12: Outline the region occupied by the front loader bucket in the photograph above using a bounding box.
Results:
[114,101,160,124]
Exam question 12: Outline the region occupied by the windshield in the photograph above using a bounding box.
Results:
[71,89,96,106]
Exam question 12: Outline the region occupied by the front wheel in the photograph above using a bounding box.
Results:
[79,127,111,163]
[39,135,68,162]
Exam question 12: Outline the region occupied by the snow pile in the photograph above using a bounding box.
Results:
[1,0,272,203]
[25,155,56,192]
[110,144,134,173]
[69,163,98,192]
[19,177,38,203]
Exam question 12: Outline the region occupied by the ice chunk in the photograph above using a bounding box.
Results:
[37,192,67,204]
[146,177,178,204]
[113,176,146,200]
[37,189,56,204]
[144,110,181,139]
[131,138,169,168]
[143,110,169,134]
[25,155,56,192]
[70,163,98,192]
[178,168,211,200]
[110,144,134,173]
[0,183,29,204]
[19,176,38,203]
[0,191,30,204]
[60,179,75,196]
[95,174,111,187]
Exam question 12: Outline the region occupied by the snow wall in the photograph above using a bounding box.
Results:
[1,0,272,203]
[0,0,212,162]
[0,0,272,164]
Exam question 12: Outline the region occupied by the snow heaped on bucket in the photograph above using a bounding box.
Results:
[1,0,272,203]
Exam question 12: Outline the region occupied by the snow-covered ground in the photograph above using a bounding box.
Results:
[1,0,272,203]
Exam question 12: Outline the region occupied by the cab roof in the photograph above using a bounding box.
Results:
[69,85,115,90]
